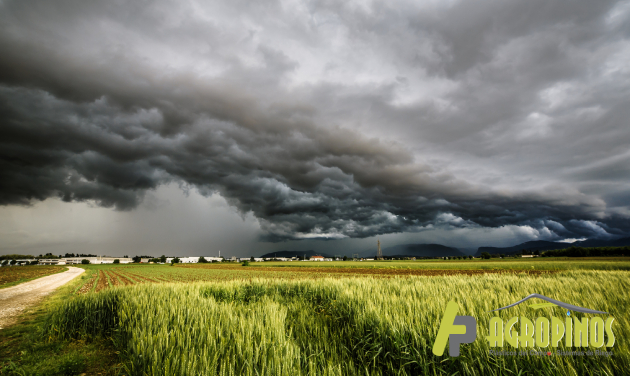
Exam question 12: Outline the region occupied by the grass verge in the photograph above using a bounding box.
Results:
[0,267,122,376]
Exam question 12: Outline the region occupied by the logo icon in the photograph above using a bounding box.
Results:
[485,294,614,349]
[487,293,608,315]
[433,301,477,356]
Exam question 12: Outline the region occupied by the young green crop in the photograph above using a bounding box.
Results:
[46,271,629,375]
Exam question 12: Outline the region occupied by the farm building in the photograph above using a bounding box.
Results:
[44,257,133,265]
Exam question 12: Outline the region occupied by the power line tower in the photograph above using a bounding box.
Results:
[377,239,383,260]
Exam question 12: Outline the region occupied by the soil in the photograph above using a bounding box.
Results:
[108,271,134,285]
[94,270,109,292]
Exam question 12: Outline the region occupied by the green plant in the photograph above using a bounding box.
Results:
[242,260,250,266]
[55,354,86,375]
[44,270,630,376]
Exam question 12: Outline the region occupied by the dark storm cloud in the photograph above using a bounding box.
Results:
[0,0,629,242]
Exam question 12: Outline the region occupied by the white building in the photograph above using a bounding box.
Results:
[43,257,133,265]
[165,256,223,263]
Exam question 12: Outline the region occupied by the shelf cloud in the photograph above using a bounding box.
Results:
[1,0,629,246]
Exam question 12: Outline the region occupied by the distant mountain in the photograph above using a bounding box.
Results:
[363,243,465,258]
[576,237,630,248]
[475,237,630,256]
[259,250,334,259]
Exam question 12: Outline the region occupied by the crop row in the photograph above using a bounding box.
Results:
[75,263,557,295]
[48,270,629,375]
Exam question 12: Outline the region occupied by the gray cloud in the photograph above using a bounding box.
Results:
[0,0,629,244]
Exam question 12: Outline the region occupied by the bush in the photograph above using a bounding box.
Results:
[113,259,120,264]
[242,261,250,267]
[81,259,90,265]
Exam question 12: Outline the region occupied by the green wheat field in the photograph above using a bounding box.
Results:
[38,263,629,376]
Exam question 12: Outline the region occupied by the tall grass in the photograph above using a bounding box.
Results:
[45,271,629,375]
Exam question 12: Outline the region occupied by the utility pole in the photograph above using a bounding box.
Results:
[377,239,382,260]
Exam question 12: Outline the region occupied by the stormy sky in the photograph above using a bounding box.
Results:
[1,0,630,257]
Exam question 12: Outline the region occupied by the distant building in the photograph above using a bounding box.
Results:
[48,257,133,265]
[38,259,61,265]
[310,256,325,261]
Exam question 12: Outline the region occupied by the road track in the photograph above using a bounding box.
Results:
[0,266,84,329]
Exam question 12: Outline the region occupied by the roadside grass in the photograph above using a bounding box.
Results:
[0,269,122,376]
[0,266,67,290]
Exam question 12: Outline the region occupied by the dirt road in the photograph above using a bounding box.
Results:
[0,266,84,329]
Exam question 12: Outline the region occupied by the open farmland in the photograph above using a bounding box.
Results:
[254,257,630,271]
[46,270,630,376]
[73,261,562,294]
[71,258,630,294]
[0,265,66,289]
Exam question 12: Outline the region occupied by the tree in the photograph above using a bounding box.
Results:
[468,255,473,259]
[10,259,17,265]
[1,260,8,266]
[132,256,142,263]
[172,257,180,264]
[481,252,491,260]
[343,255,348,261]
[113,259,120,264]
[198,256,208,263]
[160,255,167,263]
[81,259,90,264]
[534,250,541,256]
[250,256,255,262]
[242,260,250,266]
[500,254,506,258]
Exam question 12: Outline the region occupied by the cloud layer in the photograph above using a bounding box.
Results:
[1,0,629,242]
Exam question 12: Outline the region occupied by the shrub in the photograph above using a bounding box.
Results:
[81,259,90,265]
[113,259,120,264]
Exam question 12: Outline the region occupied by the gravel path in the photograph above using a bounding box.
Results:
[0,266,84,329]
